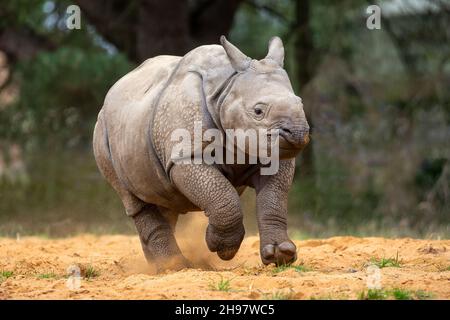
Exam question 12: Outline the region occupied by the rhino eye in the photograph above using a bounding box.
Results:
[252,104,267,120]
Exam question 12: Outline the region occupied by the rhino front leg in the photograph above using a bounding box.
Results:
[171,164,245,260]
[253,159,297,266]
[133,204,189,271]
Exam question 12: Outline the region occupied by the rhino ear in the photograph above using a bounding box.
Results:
[220,35,251,72]
[265,36,284,67]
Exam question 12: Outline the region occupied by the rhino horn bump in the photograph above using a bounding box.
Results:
[266,36,284,67]
[220,35,250,72]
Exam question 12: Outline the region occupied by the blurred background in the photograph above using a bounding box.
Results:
[0,0,448,238]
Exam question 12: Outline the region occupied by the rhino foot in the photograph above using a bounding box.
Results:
[261,241,297,266]
[206,223,245,261]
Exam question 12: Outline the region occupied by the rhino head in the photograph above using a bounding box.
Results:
[218,36,310,160]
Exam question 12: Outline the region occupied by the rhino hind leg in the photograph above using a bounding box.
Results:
[93,113,146,216]
[93,115,189,272]
[133,204,190,272]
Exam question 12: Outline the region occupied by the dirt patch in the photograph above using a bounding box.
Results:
[0,214,449,299]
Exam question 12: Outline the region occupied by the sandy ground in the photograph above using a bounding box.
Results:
[0,215,449,300]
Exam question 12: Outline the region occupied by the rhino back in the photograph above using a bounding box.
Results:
[152,45,234,174]
[104,55,181,108]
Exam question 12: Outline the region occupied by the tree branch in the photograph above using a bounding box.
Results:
[0,27,55,62]
[244,0,289,24]
[189,0,244,45]
[75,0,138,61]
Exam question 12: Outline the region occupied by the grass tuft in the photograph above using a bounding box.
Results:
[209,276,232,292]
[0,270,14,284]
[359,288,434,300]
[359,289,388,300]
[37,272,58,279]
[391,288,413,300]
[292,265,310,272]
[272,264,311,274]
[370,252,401,268]
[272,265,290,273]
[84,265,100,279]
[1,271,14,279]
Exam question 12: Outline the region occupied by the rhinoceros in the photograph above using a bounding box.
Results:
[93,36,310,271]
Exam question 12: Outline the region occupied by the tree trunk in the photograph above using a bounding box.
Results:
[0,28,55,62]
[136,0,191,60]
[76,0,243,63]
[294,0,315,177]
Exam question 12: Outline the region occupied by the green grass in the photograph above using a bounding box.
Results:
[0,270,14,283]
[292,265,310,272]
[1,271,14,279]
[84,265,100,280]
[272,264,311,274]
[391,288,413,300]
[359,289,388,300]
[359,288,434,300]
[209,276,232,292]
[370,252,401,268]
[391,288,434,300]
[37,272,58,279]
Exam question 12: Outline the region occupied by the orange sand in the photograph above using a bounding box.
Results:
[0,214,448,299]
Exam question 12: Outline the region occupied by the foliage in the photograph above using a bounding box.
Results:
[0,47,132,148]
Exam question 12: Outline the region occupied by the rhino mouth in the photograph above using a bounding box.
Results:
[279,136,309,150]
[267,130,309,151]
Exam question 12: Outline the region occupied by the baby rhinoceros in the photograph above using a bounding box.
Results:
[93,36,310,271]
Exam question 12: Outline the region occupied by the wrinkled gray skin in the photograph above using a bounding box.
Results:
[93,36,310,271]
